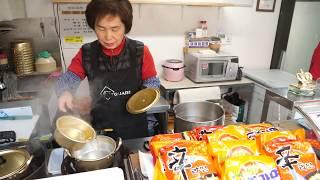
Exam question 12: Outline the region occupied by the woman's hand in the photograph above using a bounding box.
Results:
[58,91,74,112]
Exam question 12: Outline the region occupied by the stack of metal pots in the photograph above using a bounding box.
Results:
[11,40,34,75]
[54,115,122,172]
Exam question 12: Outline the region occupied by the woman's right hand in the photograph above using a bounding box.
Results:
[58,91,74,113]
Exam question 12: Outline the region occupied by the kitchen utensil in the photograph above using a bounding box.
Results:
[54,115,96,151]
[296,69,313,85]
[162,59,185,82]
[67,136,122,172]
[173,101,225,132]
[0,149,33,180]
[126,88,160,114]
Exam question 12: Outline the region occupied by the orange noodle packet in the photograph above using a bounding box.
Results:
[207,125,247,143]
[153,157,167,180]
[244,123,279,140]
[192,125,223,141]
[263,140,320,179]
[256,129,305,153]
[150,133,185,163]
[159,140,218,180]
[209,140,260,176]
[306,138,320,150]
[222,155,280,180]
[150,133,184,143]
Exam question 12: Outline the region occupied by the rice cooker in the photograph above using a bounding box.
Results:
[162,59,185,82]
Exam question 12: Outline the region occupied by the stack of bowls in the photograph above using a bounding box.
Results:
[11,40,34,75]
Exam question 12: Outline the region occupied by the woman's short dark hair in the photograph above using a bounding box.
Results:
[85,0,133,34]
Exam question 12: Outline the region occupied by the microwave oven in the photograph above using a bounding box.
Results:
[184,53,239,83]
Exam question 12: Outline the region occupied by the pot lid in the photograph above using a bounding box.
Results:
[0,149,31,179]
[163,59,185,69]
[166,59,183,64]
[126,88,160,114]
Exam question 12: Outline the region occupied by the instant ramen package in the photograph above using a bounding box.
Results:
[150,133,185,163]
[154,158,167,180]
[159,140,218,180]
[244,123,279,140]
[192,125,223,141]
[256,129,305,153]
[208,140,260,176]
[207,125,247,143]
[223,155,280,180]
[263,140,320,179]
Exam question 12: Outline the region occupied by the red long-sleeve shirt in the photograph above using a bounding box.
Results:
[68,38,157,80]
[309,42,320,80]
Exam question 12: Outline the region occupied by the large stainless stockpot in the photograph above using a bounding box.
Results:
[174,101,225,132]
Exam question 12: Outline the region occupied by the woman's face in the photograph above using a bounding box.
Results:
[94,15,125,49]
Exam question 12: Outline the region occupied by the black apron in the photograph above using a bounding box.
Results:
[82,38,148,139]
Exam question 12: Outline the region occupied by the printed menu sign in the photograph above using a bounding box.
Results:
[57,3,95,48]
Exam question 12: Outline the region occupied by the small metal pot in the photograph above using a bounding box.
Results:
[67,136,122,172]
[54,115,96,151]
[173,101,225,132]
[0,149,33,180]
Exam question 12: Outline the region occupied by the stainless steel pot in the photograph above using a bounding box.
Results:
[173,101,225,132]
[67,135,122,172]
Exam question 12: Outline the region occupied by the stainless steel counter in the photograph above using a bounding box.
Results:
[261,87,320,122]
[147,96,170,114]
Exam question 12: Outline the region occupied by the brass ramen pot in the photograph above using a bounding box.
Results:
[54,115,96,151]
[0,149,33,180]
[126,88,160,114]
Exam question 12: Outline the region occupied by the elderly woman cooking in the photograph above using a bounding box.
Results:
[56,0,160,139]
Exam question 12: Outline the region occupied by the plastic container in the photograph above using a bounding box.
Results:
[35,51,56,73]
[162,59,185,82]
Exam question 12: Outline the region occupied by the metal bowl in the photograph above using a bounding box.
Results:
[54,115,96,151]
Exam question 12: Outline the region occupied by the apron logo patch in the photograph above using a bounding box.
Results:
[100,86,131,100]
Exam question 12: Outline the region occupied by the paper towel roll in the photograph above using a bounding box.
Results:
[173,87,221,104]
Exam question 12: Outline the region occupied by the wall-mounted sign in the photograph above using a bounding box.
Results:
[57,3,95,48]
[256,0,276,12]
